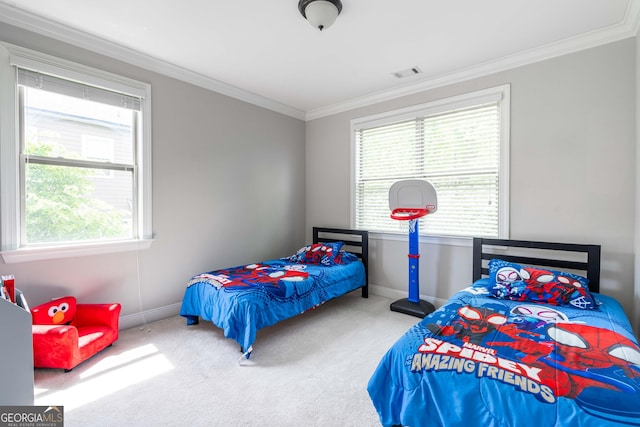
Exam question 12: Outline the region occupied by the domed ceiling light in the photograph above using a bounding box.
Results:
[298,0,343,31]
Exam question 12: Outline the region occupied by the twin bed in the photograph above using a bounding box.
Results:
[368,238,640,426]
[179,230,640,426]
[180,227,368,358]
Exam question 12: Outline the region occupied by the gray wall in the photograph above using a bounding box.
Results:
[0,23,306,326]
[0,23,636,335]
[306,39,637,325]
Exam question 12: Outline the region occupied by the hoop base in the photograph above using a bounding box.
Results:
[390,298,435,318]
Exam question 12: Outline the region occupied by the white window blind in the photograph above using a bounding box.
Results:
[17,68,142,111]
[353,86,509,238]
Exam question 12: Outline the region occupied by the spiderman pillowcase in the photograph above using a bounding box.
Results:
[285,242,345,266]
[478,259,598,309]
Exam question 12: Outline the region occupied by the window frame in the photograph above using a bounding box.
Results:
[350,85,510,245]
[0,43,153,263]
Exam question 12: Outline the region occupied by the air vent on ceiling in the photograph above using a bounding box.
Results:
[393,67,422,79]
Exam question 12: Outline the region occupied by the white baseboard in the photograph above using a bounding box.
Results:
[119,302,181,330]
[369,284,448,309]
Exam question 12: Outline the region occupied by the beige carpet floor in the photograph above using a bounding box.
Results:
[33,292,418,426]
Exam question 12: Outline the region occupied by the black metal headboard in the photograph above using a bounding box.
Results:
[313,227,369,298]
[472,238,601,293]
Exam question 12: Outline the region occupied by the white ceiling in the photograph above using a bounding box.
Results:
[0,1,638,120]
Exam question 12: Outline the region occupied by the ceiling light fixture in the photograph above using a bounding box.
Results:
[298,0,343,31]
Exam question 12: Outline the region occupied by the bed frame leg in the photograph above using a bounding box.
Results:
[185,316,199,326]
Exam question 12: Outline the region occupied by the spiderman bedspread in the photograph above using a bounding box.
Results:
[368,286,640,427]
[180,258,365,353]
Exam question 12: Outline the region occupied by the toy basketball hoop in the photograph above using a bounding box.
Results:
[389,180,437,318]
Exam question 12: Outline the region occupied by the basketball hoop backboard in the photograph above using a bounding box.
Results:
[389,179,437,214]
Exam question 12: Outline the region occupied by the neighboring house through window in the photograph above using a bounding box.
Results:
[351,85,510,241]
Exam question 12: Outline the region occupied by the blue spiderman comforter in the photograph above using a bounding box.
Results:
[180,256,365,354]
[368,284,640,427]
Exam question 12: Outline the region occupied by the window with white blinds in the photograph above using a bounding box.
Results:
[352,85,510,238]
[0,43,153,261]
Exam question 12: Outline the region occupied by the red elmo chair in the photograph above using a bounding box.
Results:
[31,296,121,371]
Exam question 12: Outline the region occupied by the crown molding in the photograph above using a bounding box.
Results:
[630,0,640,35]
[0,3,306,120]
[306,1,640,121]
[0,2,637,123]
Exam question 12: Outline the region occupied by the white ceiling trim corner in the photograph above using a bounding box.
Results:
[628,0,640,35]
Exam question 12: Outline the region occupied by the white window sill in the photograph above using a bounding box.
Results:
[1,238,154,263]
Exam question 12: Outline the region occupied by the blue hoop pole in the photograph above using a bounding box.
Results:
[408,219,420,303]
